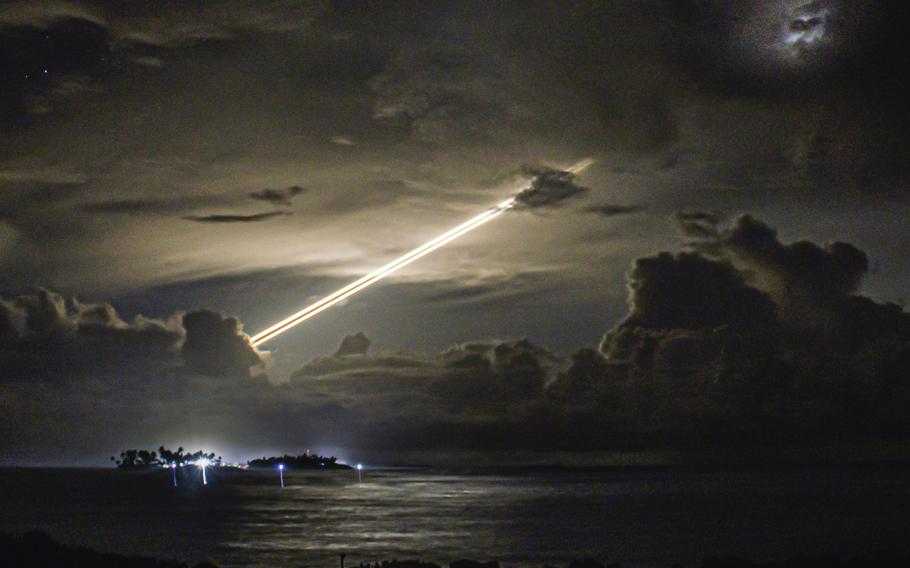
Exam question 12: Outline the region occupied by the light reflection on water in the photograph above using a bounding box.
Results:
[1,466,909,567]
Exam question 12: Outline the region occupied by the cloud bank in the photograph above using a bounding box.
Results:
[3,215,909,464]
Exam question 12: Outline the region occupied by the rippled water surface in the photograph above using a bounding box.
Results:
[2,465,910,566]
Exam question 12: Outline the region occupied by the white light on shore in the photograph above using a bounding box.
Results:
[196,458,209,485]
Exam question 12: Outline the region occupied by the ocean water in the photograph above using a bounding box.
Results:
[1,465,909,567]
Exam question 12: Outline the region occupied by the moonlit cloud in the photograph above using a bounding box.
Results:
[2,1,910,464]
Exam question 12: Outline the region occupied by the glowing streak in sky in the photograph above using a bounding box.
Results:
[250,159,593,346]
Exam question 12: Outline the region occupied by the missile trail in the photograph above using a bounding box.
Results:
[250,199,513,345]
[250,159,592,346]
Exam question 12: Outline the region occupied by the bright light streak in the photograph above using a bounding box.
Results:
[250,205,507,345]
[196,458,209,486]
[567,158,595,174]
[250,159,591,346]
[278,463,285,488]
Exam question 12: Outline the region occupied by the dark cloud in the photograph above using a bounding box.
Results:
[0,290,266,384]
[0,289,183,383]
[334,332,370,357]
[0,289,276,461]
[583,204,646,217]
[292,336,558,429]
[181,310,266,378]
[0,1,318,129]
[79,196,214,216]
[183,211,288,223]
[674,211,721,239]
[249,185,307,207]
[513,166,589,211]
[5,206,910,464]
[724,215,867,320]
[679,213,870,325]
[4,1,910,463]
[620,251,777,331]
[582,214,910,446]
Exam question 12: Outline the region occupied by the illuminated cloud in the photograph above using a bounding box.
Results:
[4,209,910,465]
[512,166,589,211]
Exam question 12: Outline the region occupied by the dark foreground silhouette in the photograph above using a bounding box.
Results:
[112,446,221,469]
[111,445,351,470]
[3,531,910,568]
[356,556,910,568]
[0,530,215,568]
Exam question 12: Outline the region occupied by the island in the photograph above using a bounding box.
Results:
[111,446,352,470]
[111,446,222,469]
[248,452,352,470]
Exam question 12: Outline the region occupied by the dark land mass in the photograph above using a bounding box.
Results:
[247,453,352,469]
[111,446,353,470]
[3,531,910,568]
[113,447,220,469]
[0,530,215,568]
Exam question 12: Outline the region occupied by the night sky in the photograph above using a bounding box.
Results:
[2,1,910,465]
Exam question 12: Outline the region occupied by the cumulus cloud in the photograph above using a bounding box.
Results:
[0,289,183,383]
[621,251,777,331]
[678,213,870,324]
[0,290,266,383]
[4,216,910,463]
[584,214,910,445]
[724,215,868,321]
[181,310,267,378]
[513,166,589,211]
[292,336,558,416]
